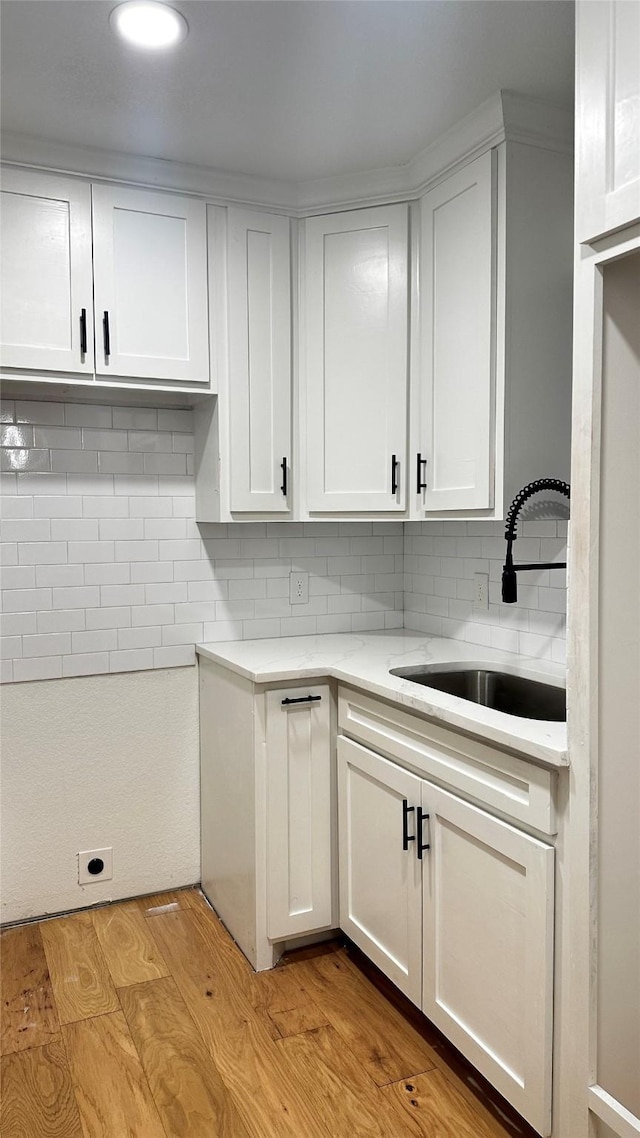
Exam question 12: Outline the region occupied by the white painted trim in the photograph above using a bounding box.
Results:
[588,1087,640,1138]
[0,91,572,217]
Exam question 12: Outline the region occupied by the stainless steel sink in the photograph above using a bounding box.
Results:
[389,665,566,721]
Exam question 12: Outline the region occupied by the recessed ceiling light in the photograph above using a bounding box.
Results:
[110,1,188,51]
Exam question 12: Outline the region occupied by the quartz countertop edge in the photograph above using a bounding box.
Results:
[196,630,568,768]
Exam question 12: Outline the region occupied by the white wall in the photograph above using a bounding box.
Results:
[0,666,199,924]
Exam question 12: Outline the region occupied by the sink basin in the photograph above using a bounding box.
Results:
[389,666,566,722]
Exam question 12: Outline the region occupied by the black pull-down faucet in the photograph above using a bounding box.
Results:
[501,478,570,603]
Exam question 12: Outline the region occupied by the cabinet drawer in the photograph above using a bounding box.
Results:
[338,686,555,834]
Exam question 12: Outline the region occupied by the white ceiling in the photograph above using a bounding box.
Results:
[0,0,574,183]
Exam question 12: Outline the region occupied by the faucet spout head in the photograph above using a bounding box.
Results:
[501,563,518,604]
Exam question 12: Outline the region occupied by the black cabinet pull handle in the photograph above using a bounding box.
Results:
[391,454,399,495]
[281,695,321,706]
[402,799,416,851]
[103,311,111,359]
[416,452,428,493]
[417,809,430,859]
[80,309,87,357]
[280,457,288,497]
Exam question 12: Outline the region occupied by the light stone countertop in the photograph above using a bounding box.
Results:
[196,630,568,768]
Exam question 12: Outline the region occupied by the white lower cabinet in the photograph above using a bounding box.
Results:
[338,736,423,1004]
[337,733,555,1137]
[199,656,335,971]
[265,686,333,940]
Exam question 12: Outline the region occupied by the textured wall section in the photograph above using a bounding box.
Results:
[0,666,199,924]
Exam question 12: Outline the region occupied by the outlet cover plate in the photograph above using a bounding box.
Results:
[289,571,309,605]
[78,847,113,885]
[473,572,490,612]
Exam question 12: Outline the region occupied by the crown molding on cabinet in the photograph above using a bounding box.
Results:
[1,90,572,216]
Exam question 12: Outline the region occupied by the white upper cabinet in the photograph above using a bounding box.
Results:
[418,152,495,512]
[576,0,640,243]
[303,204,409,514]
[0,168,94,375]
[227,208,292,513]
[92,184,209,384]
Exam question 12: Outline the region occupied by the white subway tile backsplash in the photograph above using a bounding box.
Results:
[63,652,110,678]
[113,407,158,430]
[157,409,193,432]
[15,401,65,425]
[50,519,98,542]
[37,609,86,634]
[19,542,68,565]
[51,450,98,474]
[98,452,144,475]
[22,632,72,657]
[86,607,132,630]
[13,656,63,681]
[35,564,84,588]
[52,586,100,609]
[2,399,566,685]
[83,563,130,586]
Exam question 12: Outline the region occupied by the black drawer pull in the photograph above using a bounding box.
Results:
[80,309,87,357]
[391,453,399,495]
[417,809,430,859]
[281,695,321,706]
[281,457,288,497]
[103,311,111,359]
[402,799,415,851]
[416,452,427,493]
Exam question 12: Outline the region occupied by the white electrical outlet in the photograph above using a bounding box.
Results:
[289,571,309,605]
[473,572,490,612]
[78,847,113,885]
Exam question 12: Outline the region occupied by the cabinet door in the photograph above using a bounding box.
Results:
[337,736,422,1004]
[92,184,209,384]
[421,780,554,1136]
[0,168,94,374]
[227,208,291,513]
[266,686,332,940]
[419,152,495,512]
[576,0,640,243]
[304,205,409,514]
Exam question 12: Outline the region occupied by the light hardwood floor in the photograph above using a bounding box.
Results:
[1,889,539,1138]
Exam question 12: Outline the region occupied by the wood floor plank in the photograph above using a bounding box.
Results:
[287,946,439,1086]
[381,1068,513,1138]
[92,902,169,987]
[268,1001,331,1039]
[277,1023,424,1137]
[188,903,311,1042]
[137,889,196,917]
[147,909,332,1138]
[119,976,252,1138]
[39,911,119,1024]
[0,924,61,1055]
[0,1040,83,1138]
[62,1011,166,1138]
